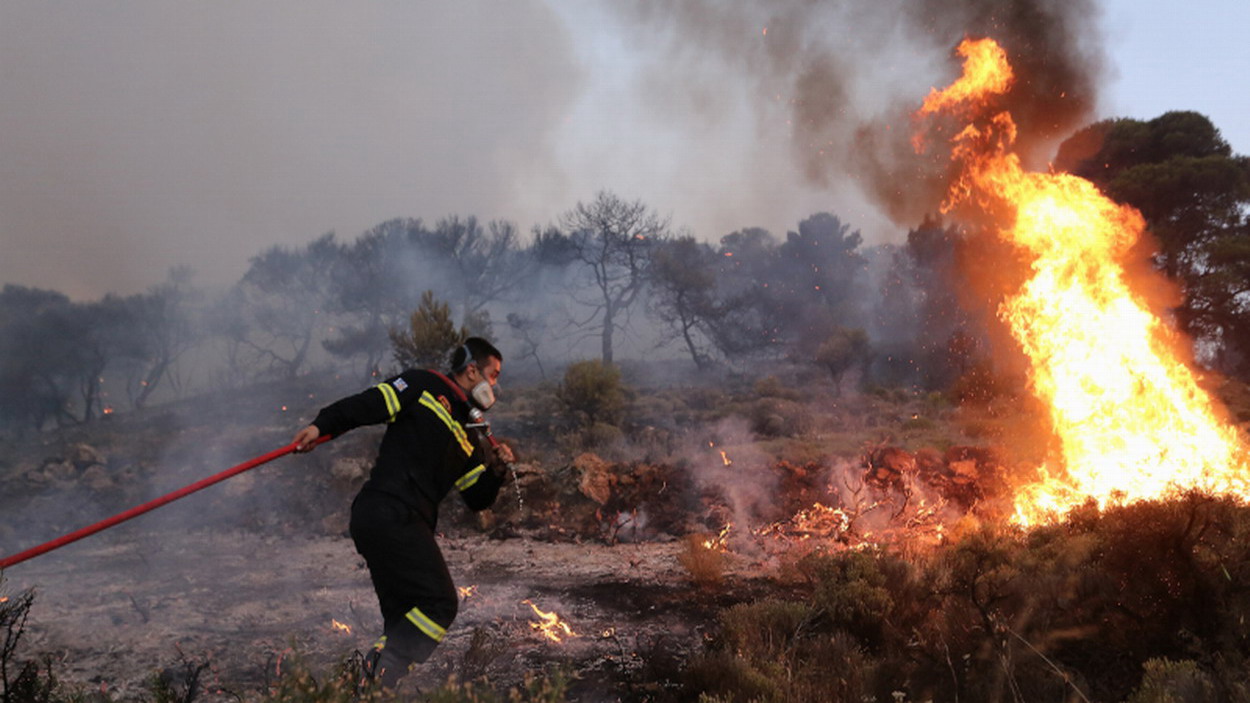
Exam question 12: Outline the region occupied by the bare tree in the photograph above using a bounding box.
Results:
[428,216,528,330]
[649,236,720,369]
[561,191,670,363]
[109,267,200,408]
[233,233,342,379]
[322,220,427,380]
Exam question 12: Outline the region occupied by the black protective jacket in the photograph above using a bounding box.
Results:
[311,369,504,527]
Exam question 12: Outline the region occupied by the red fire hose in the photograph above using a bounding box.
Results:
[0,435,331,570]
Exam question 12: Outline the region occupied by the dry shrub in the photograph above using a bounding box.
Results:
[1,587,57,703]
[1126,658,1217,703]
[258,649,367,702]
[459,627,509,682]
[686,600,871,703]
[677,534,726,587]
[424,669,570,703]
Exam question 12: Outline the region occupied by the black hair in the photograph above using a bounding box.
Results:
[450,337,502,373]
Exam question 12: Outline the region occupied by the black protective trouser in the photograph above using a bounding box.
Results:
[349,489,457,685]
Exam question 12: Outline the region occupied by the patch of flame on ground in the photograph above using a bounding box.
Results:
[522,599,579,643]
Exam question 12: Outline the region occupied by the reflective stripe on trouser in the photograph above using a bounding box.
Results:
[350,490,458,673]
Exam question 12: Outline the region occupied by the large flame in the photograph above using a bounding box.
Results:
[920,38,1250,525]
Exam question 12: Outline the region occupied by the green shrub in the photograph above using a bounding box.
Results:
[718,600,813,662]
[748,397,806,438]
[556,360,627,430]
[800,550,900,645]
[684,651,781,702]
[390,290,468,370]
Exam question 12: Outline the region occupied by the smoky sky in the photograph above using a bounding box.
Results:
[0,1,1106,300]
[0,1,582,299]
[607,0,1106,226]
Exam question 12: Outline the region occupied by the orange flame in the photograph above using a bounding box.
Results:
[719,450,732,466]
[522,599,579,643]
[918,38,1250,525]
[754,502,852,541]
[702,522,733,551]
[330,619,351,635]
[458,585,478,599]
[918,38,1013,117]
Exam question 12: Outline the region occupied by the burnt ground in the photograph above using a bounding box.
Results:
[0,375,1008,701]
[4,522,794,702]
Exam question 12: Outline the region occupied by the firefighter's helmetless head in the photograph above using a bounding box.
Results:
[451,337,502,411]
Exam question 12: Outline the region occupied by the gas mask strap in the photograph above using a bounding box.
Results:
[453,343,473,374]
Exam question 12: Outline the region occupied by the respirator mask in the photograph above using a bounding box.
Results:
[469,377,496,411]
[457,343,497,411]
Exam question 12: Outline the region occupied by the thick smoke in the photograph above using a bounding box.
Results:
[607,0,1106,226]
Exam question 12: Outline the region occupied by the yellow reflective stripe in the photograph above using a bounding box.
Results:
[418,391,474,456]
[376,383,401,423]
[455,464,486,492]
[372,635,387,651]
[405,606,447,642]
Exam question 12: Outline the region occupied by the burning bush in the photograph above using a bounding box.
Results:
[677,533,727,588]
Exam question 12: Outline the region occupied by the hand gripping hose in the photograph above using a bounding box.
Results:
[0,435,331,570]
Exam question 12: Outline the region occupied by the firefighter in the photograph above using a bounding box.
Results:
[291,337,514,692]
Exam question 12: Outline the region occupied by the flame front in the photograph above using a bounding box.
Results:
[523,599,579,643]
[920,38,1250,525]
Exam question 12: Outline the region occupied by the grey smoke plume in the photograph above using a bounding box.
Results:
[607,0,1106,226]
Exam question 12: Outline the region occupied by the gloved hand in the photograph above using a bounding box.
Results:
[488,443,516,481]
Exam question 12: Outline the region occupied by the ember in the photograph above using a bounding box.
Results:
[458,585,478,599]
[919,38,1250,525]
[330,619,351,635]
[522,599,579,643]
